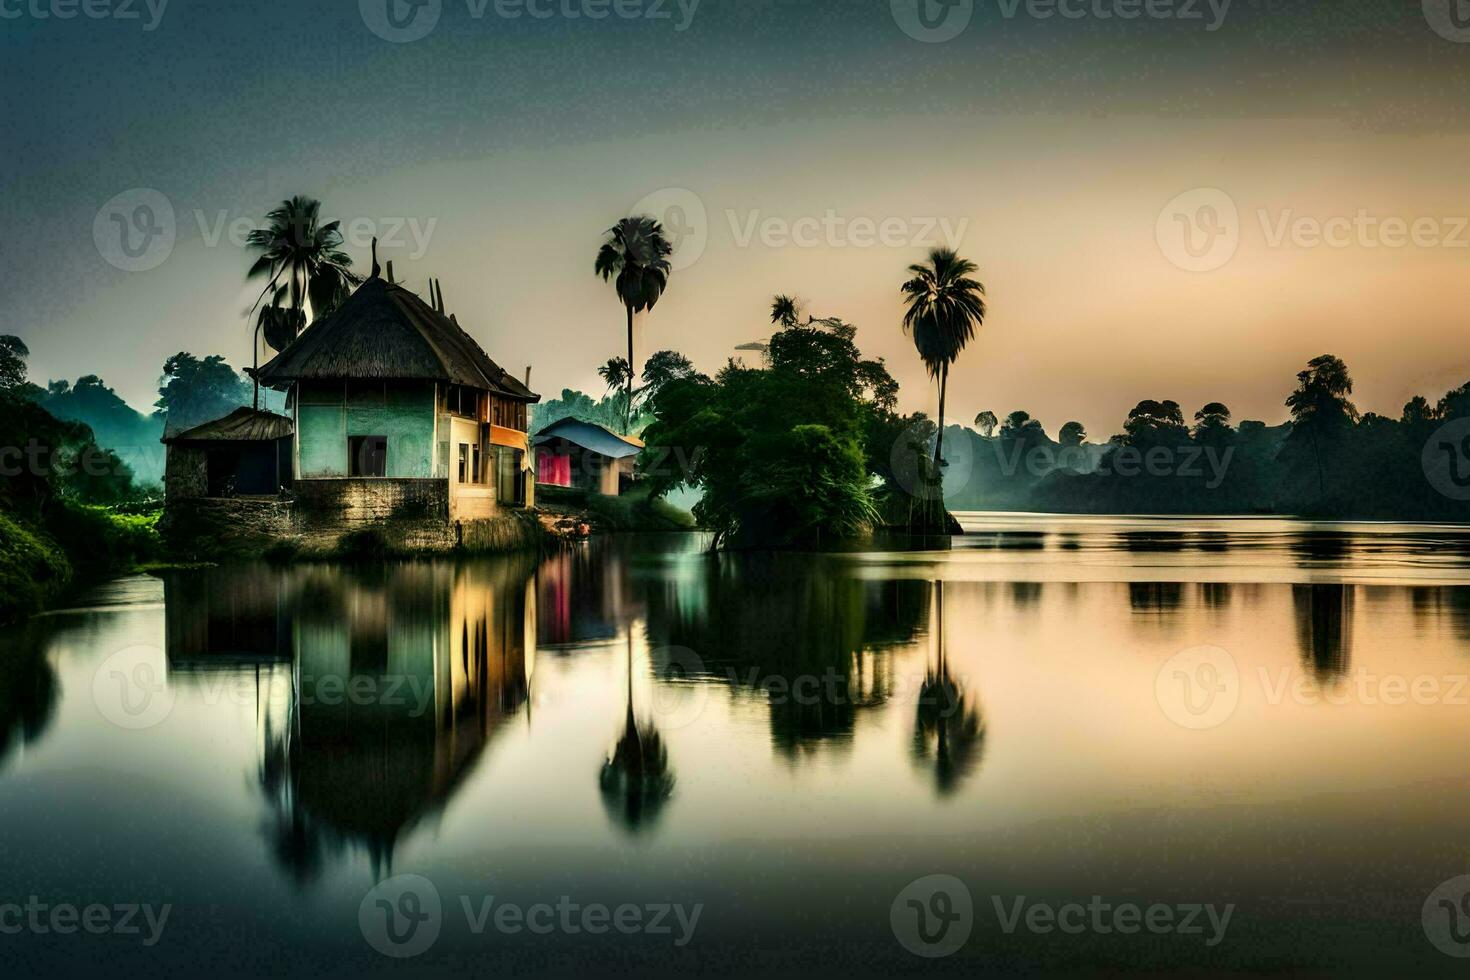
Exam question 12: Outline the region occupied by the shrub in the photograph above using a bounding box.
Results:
[0,513,71,623]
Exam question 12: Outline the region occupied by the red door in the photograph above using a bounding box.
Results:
[537,447,571,487]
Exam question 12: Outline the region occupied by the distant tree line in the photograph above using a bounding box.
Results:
[947,355,1470,520]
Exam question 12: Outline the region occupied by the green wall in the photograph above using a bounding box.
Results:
[297,382,435,479]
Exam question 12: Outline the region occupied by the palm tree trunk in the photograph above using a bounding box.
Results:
[936,579,945,674]
[934,363,948,465]
[625,304,635,434]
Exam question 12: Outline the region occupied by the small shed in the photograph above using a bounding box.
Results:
[533,418,642,497]
[163,407,295,500]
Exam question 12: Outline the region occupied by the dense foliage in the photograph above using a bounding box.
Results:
[0,337,162,622]
[640,317,905,548]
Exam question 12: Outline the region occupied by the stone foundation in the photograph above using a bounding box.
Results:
[293,478,449,523]
[162,479,546,559]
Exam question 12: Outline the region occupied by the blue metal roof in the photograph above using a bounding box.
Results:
[531,417,642,460]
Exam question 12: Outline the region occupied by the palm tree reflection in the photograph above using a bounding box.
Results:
[911,581,985,795]
[599,631,674,834]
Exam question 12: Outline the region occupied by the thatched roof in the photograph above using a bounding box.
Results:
[532,417,643,459]
[163,406,294,444]
[256,276,539,402]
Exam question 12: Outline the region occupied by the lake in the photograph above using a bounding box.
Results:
[4,515,1470,976]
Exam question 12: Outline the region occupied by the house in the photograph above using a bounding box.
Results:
[533,417,643,497]
[162,406,294,500]
[254,268,540,524]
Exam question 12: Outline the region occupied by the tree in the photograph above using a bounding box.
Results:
[900,248,987,469]
[1283,354,1358,503]
[154,353,253,434]
[974,410,998,438]
[595,216,673,433]
[1192,402,1234,445]
[1059,420,1087,447]
[641,313,894,548]
[1122,399,1189,448]
[770,294,801,329]
[640,350,700,405]
[1401,395,1436,441]
[598,357,631,397]
[0,336,30,393]
[245,196,360,408]
[1437,382,1470,421]
[1000,410,1046,443]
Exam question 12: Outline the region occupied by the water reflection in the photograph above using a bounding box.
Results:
[642,551,926,758]
[1200,582,1233,608]
[599,633,674,834]
[1128,581,1184,613]
[1292,583,1354,679]
[12,521,1470,974]
[0,624,56,772]
[166,560,537,882]
[911,582,985,795]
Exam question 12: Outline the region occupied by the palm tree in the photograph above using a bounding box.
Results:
[244,196,359,408]
[595,217,673,433]
[770,294,801,329]
[901,248,987,467]
[598,356,633,423]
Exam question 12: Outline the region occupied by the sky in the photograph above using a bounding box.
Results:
[3,0,1470,439]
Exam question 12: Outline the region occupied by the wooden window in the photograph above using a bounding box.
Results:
[472,444,482,484]
[447,385,480,418]
[458,443,469,483]
[349,435,387,477]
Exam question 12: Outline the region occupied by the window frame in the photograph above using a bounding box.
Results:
[348,434,388,478]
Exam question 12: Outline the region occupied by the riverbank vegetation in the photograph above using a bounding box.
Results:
[0,337,164,622]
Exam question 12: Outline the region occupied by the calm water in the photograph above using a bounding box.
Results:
[5,516,1470,975]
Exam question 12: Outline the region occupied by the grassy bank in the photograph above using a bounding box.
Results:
[536,484,696,533]
[0,503,162,625]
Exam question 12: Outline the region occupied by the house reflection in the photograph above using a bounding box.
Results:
[163,558,537,883]
[537,538,640,646]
